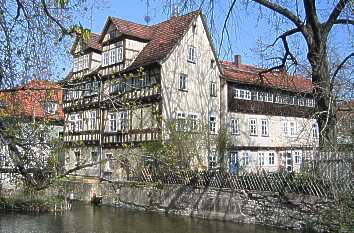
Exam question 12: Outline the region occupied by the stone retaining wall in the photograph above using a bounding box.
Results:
[61,180,346,232]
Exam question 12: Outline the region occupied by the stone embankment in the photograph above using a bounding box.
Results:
[60,179,350,232]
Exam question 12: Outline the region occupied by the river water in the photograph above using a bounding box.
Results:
[0,202,294,233]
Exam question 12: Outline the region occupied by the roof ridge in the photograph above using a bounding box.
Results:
[110,16,151,28]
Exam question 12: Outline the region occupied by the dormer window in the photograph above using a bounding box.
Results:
[102,42,124,67]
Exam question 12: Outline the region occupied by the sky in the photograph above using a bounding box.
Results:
[72,0,352,73]
[75,0,270,66]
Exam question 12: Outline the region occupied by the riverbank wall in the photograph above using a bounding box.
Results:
[59,179,347,232]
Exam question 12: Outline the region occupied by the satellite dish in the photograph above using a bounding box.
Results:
[144,15,151,25]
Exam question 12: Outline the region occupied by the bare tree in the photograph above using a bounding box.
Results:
[0,0,103,190]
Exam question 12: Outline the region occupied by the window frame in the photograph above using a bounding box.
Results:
[179,73,188,91]
[187,46,196,63]
[210,81,217,97]
[230,118,240,135]
[249,118,257,136]
[261,119,269,137]
[209,115,217,134]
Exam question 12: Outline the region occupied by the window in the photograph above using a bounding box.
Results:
[119,111,128,131]
[289,96,296,105]
[110,49,116,64]
[275,95,281,103]
[189,113,199,131]
[312,123,319,138]
[103,52,109,66]
[268,152,275,165]
[89,111,97,130]
[84,81,99,96]
[75,114,83,132]
[73,90,81,99]
[102,44,123,67]
[289,122,296,135]
[208,150,218,170]
[91,150,99,163]
[116,47,123,62]
[105,153,113,171]
[243,152,250,166]
[307,98,315,107]
[209,116,217,134]
[179,73,187,91]
[283,121,288,135]
[298,98,305,106]
[192,23,197,34]
[187,46,196,63]
[266,93,273,102]
[210,59,215,69]
[44,102,57,114]
[234,88,251,100]
[108,112,117,132]
[176,112,186,131]
[258,152,265,165]
[210,82,217,97]
[294,151,301,164]
[176,112,198,131]
[230,118,240,135]
[73,54,89,72]
[261,119,268,136]
[257,92,265,101]
[111,82,126,94]
[249,119,257,136]
[74,150,80,166]
[68,114,76,132]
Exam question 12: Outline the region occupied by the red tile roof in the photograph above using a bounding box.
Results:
[87,33,102,52]
[110,17,152,41]
[98,11,200,70]
[129,11,200,69]
[0,80,64,122]
[222,61,313,93]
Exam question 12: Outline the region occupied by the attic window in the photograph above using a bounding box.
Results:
[192,23,197,34]
[109,29,117,40]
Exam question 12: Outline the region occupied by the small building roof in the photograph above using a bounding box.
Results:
[0,80,64,122]
[222,61,313,94]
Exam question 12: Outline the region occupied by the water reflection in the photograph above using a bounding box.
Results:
[0,202,293,233]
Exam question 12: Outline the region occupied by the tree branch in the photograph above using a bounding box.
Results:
[259,28,300,75]
[251,0,304,30]
[334,18,354,25]
[324,0,350,33]
[332,52,354,81]
[40,0,69,40]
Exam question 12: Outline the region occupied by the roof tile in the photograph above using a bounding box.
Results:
[222,61,313,93]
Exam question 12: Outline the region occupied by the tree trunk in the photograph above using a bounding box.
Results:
[308,41,337,150]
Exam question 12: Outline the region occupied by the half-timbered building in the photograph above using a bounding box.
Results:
[63,11,221,179]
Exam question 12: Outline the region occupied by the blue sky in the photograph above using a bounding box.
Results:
[73,0,352,71]
[76,0,269,65]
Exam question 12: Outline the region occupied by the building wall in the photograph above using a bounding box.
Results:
[227,112,317,148]
[160,15,220,168]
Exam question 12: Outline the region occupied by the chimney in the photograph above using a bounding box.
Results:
[234,55,241,67]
